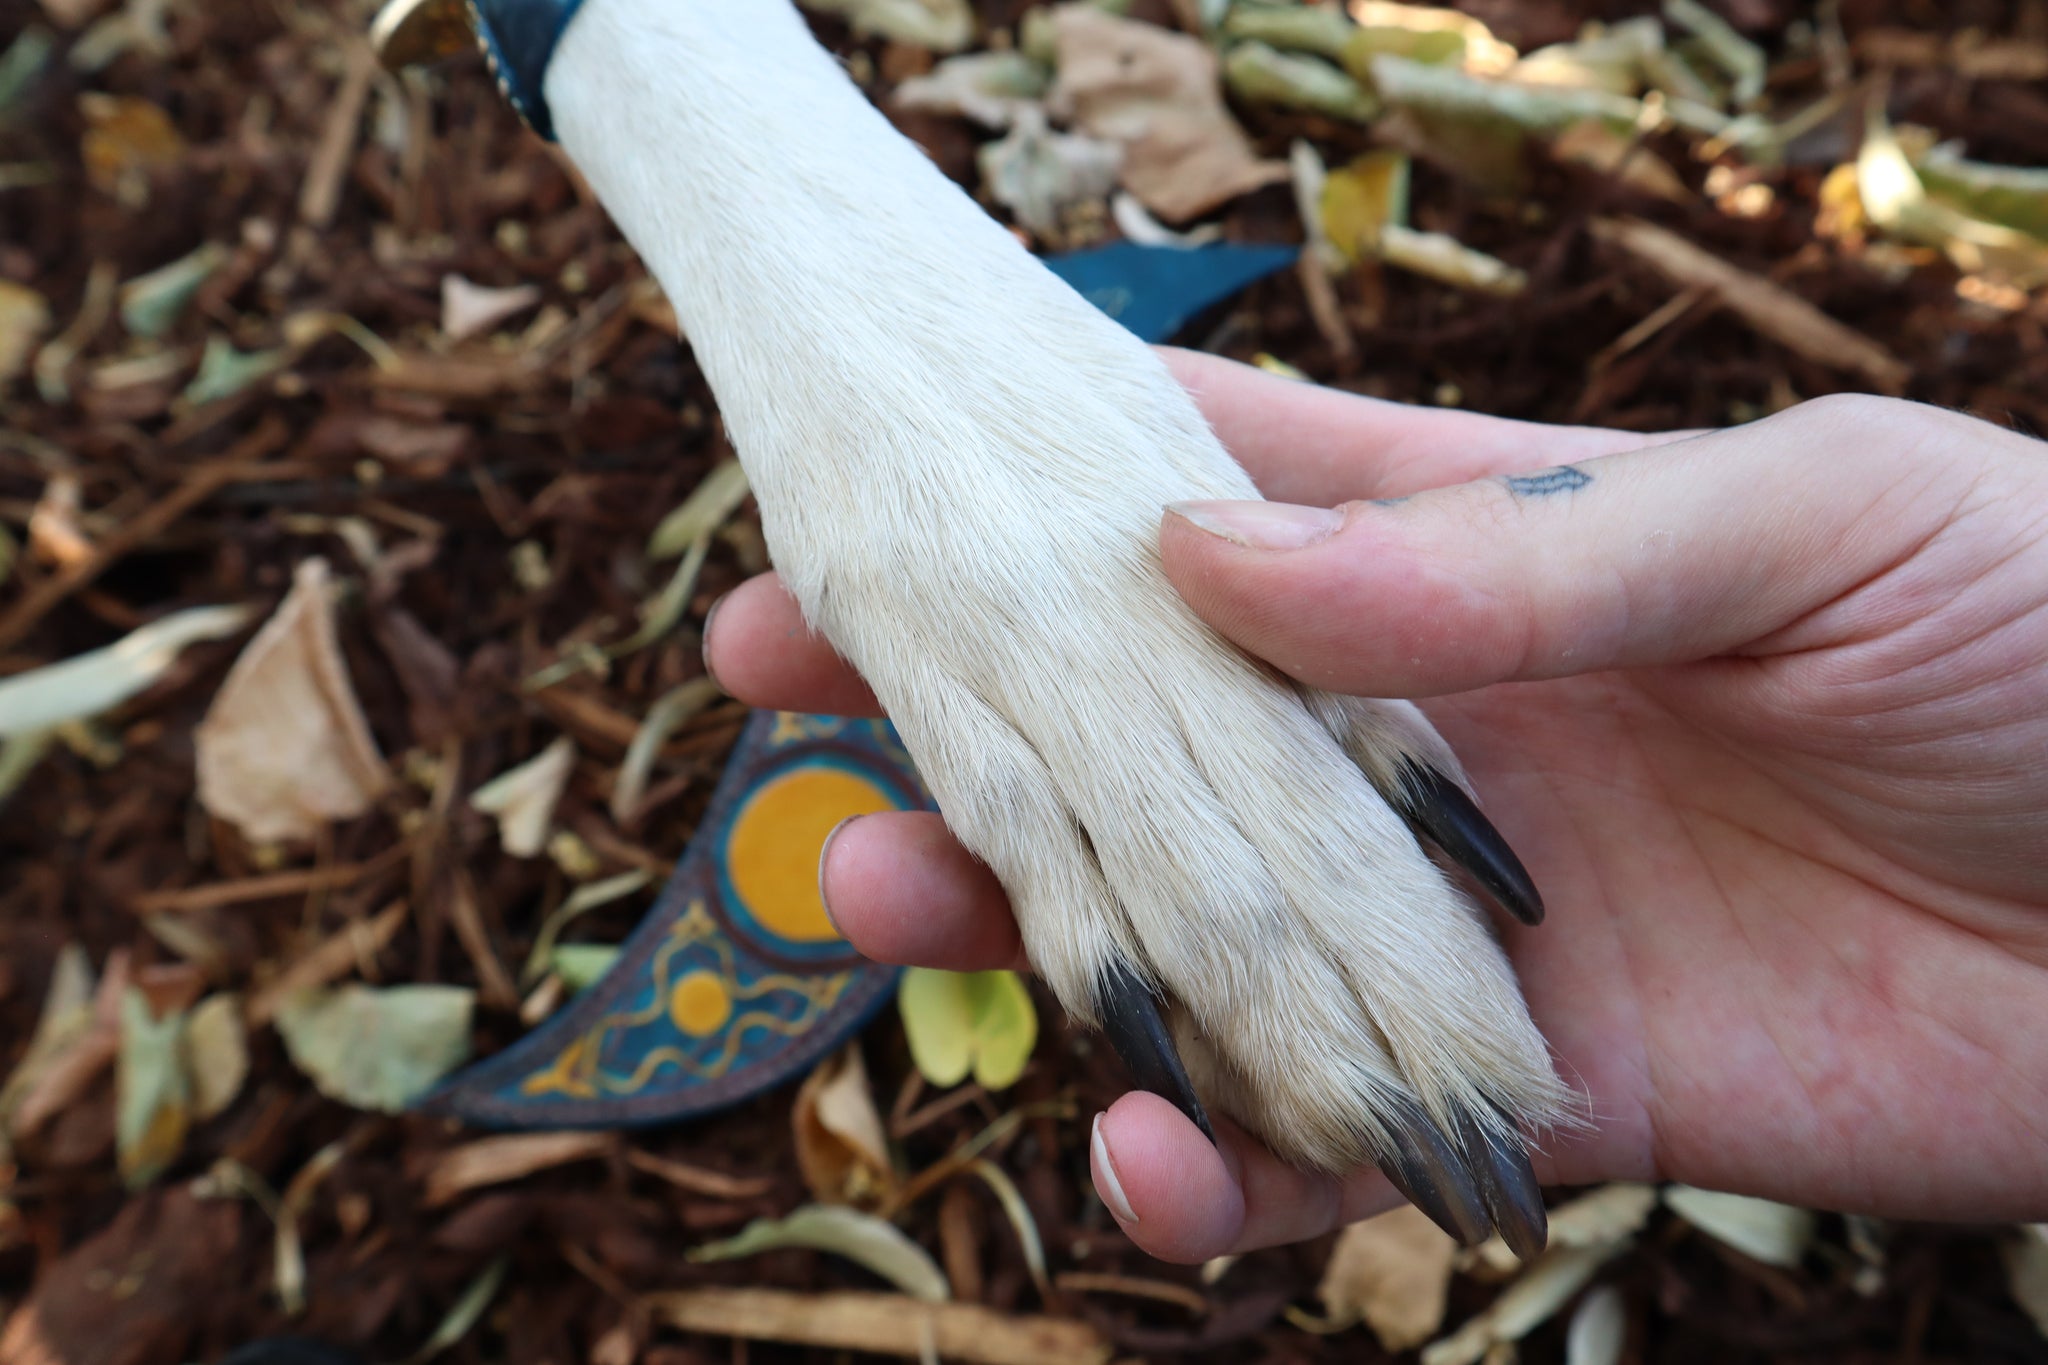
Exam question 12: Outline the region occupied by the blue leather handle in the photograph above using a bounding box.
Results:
[470,0,585,140]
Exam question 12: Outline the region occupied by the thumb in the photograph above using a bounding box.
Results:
[1159,397,1963,698]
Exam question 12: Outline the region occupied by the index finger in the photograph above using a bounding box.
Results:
[1159,348,1682,504]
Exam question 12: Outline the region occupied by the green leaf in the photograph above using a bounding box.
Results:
[183,335,288,406]
[689,1205,949,1302]
[549,944,621,994]
[120,242,228,338]
[1226,43,1381,125]
[274,984,473,1113]
[898,968,1037,1091]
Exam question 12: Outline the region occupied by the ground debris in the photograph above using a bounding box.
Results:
[2,1,2043,1363]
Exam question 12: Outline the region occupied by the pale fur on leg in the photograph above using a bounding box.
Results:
[545,0,1570,1173]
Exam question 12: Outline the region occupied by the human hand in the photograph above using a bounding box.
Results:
[704,349,2048,1262]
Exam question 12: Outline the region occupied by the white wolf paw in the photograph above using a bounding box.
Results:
[847,596,1571,1258]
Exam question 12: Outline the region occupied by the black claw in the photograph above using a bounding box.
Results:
[1377,1098,1494,1247]
[1394,761,1545,926]
[1097,972,1215,1145]
[1454,1105,1549,1262]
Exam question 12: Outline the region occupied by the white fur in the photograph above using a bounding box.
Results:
[546,0,1566,1170]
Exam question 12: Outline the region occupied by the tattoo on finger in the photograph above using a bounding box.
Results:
[1503,466,1592,497]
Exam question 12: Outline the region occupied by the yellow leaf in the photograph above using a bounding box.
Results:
[0,281,50,382]
[1321,149,1410,263]
[183,993,248,1121]
[898,968,1036,1091]
[78,92,184,196]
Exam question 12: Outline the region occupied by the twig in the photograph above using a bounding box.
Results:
[1589,217,1911,393]
[0,416,289,652]
[129,844,409,916]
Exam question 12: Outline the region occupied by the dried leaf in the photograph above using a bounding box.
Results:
[119,241,227,338]
[182,993,248,1120]
[115,987,189,1189]
[612,677,722,823]
[423,1131,616,1206]
[195,558,388,845]
[1222,4,1357,61]
[78,91,184,196]
[1512,18,1661,96]
[1859,113,2048,286]
[70,0,173,71]
[1663,0,1764,108]
[1349,2,1518,75]
[28,472,90,569]
[978,105,1123,239]
[0,603,250,737]
[894,50,1050,128]
[470,735,577,858]
[522,869,653,985]
[1550,120,1690,202]
[689,1205,950,1303]
[1370,54,1648,135]
[1110,192,1222,247]
[406,1255,509,1365]
[966,1158,1050,1299]
[1663,1186,1814,1268]
[1050,7,1289,224]
[899,968,1037,1091]
[0,24,56,113]
[1379,224,1527,295]
[1318,1204,1459,1349]
[1224,42,1380,124]
[795,1045,896,1205]
[1423,1243,1628,1365]
[0,944,96,1145]
[274,983,474,1113]
[1467,1183,1660,1277]
[1918,144,2048,242]
[800,0,972,51]
[2004,1225,2048,1339]
[1565,1283,1626,1365]
[648,460,751,562]
[0,280,50,382]
[440,274,543,343]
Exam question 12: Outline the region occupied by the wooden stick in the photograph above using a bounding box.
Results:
[646,1289,1111,1365]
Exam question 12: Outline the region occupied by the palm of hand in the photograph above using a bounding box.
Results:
[1441,525,2048,1217]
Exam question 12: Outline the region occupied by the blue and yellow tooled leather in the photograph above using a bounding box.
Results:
[423,712,930,1127]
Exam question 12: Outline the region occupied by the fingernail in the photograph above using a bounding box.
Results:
[1091,1113,1139,1225]
[816,815,862,939]
[1168,500,1343,551]
[700,592,730,695]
